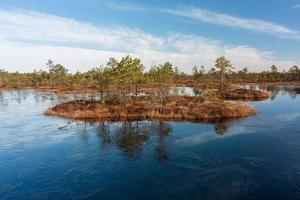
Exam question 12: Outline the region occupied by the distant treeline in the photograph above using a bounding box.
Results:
[1,55,300,92]
[193,64,300,83]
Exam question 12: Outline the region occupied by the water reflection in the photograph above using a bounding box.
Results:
[115,122,150,159]
[193,88,203,96]
[170,86,198,96]
[92,119,239,163]
[96,122,112,149]
[154,121,172,164]
[214,121,232,135]
[95,121,172,162]
[242,84,300,100]
[0,89,104,107]
[0,91,6,104]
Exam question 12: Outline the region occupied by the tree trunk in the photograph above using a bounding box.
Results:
[135,82,138,97]
[220,71,224,93]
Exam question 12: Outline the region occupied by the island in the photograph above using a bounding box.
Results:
[45,96,256,122]
[222,88,270,101]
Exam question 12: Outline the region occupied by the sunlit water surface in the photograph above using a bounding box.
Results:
[1,86,300,200]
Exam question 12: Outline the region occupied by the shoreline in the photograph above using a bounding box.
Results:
[236,81,300,86]
[1,81,300,94]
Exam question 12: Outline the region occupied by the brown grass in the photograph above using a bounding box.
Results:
[222,89,269,101]
[239,81,300,86]
[44,96,256,122]
[36,85,169,95]
[36,87,95,94]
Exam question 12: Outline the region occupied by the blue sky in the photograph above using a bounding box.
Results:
[0,0,299,72]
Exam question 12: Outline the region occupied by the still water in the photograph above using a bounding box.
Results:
[0,86,300,200]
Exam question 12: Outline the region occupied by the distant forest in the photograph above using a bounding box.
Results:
[1,55,300,91]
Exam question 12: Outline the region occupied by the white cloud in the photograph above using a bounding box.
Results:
[0,39,126,72]
[0,9,163,52]
[107,1,147,12]
[0,9,299,73]
[163,6,300,40]
[294,4,300,8]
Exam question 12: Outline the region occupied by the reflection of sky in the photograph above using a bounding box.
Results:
[175,110,300,147]
[175,86,300,147]
[169,86,198,96]
[0,90,82,151]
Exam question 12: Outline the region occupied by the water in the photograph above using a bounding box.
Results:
[169,86,202,96]
[0,86,300,200]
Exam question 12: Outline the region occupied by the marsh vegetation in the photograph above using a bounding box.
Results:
[1,55,298,121]
[45,96,256,122]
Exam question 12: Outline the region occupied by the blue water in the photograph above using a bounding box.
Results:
[0,86,300,200]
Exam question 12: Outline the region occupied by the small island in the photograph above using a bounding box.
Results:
[45,96,256,122]
[222,88,270,101]
[40,56,274,122]
[3,55,294,123]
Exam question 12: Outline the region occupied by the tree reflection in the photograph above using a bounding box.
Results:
[180,87,186,95]
[96,121,112,149]
[265,85,300,100]
[156,121,172,138]
[289,92,297,99]
[15,90,31,104]
[193,88,203,96]
[0,91,4,104]
[250,84,300,100]
[80,121,90,141]
[116,121,150,159]
[266,86,280,101]
[155,145,168,164]
[95,121,172,163]
[154,121,172,164]
[213,121,234,136]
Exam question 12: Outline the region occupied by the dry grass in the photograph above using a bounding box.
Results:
[36,87,96,94]
[36,85,169,95]
[222,89,269,101]
[45,96,256,122]
[241,81,300,86]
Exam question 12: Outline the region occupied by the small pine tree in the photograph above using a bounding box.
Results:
[215,56,233,93]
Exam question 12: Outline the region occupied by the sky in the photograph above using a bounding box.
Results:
[0,0,300,73]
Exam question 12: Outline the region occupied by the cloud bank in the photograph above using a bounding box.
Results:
[0,9,298,73]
